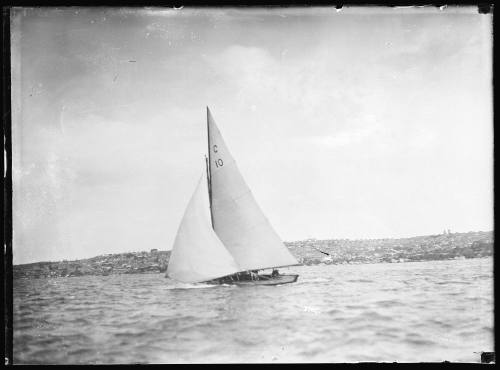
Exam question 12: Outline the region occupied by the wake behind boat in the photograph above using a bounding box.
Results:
[166,108,300,286]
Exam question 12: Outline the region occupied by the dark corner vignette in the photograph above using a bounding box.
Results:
[2,6,13,366]
[477,3,492,14]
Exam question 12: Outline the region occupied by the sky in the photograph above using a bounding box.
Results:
[11,6,493,264]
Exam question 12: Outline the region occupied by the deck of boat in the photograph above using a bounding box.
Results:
[212,274,299,286]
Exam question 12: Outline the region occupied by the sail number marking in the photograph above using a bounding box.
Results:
[212,145,224,167]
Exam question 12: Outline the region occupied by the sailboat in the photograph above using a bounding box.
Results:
[166,107,299,286]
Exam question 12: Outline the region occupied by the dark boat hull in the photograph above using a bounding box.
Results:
[209,274,299,286]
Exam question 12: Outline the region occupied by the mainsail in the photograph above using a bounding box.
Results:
[207,107,299,271]
[166,171,241,283]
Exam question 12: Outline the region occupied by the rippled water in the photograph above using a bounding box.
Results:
[13,257,493,363]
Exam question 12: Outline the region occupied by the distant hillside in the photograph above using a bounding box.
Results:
[13,231,493,279]
[14,250,171,279]
[285,231,493,265]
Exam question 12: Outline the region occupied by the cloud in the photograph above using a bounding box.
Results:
[204,44,370,139]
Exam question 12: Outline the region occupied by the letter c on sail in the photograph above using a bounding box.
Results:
[213,145,218,153]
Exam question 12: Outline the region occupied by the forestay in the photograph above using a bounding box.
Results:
[207,108,299,271]
[166,171,241,283]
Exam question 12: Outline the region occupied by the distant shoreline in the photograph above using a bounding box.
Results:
[13,231,493,280]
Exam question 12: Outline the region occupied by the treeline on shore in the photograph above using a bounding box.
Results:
[13,231,493,279]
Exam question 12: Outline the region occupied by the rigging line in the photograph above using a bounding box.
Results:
[206,107,214,228]
[205,155,212,221]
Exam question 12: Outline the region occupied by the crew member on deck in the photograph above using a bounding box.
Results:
[272,269,279,277]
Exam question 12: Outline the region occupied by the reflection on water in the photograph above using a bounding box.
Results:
[14,257,493,363]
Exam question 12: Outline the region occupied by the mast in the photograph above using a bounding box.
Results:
[206,107,214,228]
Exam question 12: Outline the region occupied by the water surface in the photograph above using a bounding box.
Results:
[14,257,493,363]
